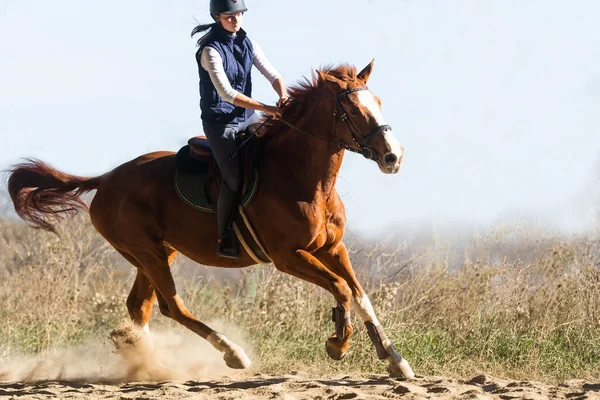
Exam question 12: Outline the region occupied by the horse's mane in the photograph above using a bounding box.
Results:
[261,64,358,134]
[288,64,358,103]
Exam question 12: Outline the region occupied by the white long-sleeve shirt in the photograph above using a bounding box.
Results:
[200,39,282,104]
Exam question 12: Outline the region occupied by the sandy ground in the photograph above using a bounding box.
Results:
[1,325,599,399]
[1,372,600,399]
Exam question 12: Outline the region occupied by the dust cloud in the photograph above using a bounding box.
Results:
[0,320,249,383]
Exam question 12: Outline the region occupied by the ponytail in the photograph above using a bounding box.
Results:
[191,22,217,47]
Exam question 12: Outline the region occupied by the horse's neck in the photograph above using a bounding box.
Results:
[265,100,344,196]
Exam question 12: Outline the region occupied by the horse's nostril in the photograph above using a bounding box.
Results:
[384,153,398,165]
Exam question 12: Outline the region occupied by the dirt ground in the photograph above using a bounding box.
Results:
[1,372,599,399]
[1,327,598,399]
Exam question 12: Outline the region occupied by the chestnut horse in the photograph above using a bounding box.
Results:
[7,61,414,378]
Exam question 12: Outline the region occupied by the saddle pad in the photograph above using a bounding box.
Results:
[174,168,259,213]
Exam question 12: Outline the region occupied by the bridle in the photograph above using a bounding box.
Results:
[228,86,392,161]
[332,86,392,160]
[278,86,392,161]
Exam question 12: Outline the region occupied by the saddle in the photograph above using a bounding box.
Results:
[174,124,271,264]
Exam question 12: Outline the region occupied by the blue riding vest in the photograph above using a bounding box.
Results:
[196,25,254,125]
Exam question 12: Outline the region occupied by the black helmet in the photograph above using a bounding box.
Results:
[210,0,248,15]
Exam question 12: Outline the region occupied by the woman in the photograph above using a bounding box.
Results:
[191,0,287,259]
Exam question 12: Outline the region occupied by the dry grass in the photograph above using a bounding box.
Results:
[0,213,599,383]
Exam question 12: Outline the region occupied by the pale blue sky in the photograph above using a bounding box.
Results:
[1,1,599,234]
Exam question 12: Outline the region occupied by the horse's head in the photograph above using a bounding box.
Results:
[317,61,404,174]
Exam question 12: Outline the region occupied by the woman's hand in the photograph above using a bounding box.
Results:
[232,93,283,119]
[262,104,283,120]
[277,95,290,108]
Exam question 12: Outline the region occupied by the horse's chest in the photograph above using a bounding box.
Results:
[297,201,325,222]
[301,198,345,234]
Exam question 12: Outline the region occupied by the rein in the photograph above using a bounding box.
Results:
[227,86,391,161]
[277,118,364,156]
[227,116,272,160]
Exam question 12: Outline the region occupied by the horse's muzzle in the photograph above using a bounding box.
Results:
[378,133,404,174]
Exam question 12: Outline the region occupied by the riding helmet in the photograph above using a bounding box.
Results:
[210,0,248,15]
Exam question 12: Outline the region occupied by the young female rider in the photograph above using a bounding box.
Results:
[191,0,287,259]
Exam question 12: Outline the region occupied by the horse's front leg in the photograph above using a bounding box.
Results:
[317,243,415,378]
[272,249,354,360]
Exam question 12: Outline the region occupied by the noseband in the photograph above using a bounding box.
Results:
[333,86,392,160]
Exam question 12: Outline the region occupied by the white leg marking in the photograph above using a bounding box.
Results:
[207,332,251,369]
[352,296,391,349]
[352,295,415,377]
[352,295,381,326]
[138,324,155,353]
[207,332,234,352]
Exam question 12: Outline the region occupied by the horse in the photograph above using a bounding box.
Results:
[7,61,414,378]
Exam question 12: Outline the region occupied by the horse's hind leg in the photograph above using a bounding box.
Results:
[116,269,159,362]
[126,270,156,328]
[114,248,166,358]
[120,246,177,327]
[121,243,251,369]
[117,264,178,379]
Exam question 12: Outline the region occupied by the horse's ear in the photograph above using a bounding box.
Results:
[317,70,346,92]
[357,59,375,84]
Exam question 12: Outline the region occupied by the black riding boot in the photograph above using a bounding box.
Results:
[216,184,239,259]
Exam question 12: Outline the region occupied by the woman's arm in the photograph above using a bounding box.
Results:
[232,93,281,118]
[271,77,288,106]
[251,40,288,105]
[200,47,281,118]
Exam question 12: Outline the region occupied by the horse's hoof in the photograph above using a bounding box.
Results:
[387,358,415,378]
[325,338,347,361]
[223,346,252,369]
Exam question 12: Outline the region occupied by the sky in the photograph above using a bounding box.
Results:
[1,0,599,235]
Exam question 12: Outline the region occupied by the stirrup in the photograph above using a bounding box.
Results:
[217,231,239,259]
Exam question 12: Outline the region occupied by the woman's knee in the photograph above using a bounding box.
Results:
[223,175,242,192]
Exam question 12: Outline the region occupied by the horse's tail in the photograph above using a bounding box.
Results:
[7,159,102,233]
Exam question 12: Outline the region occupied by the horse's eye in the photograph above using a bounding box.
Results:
[351,107,359,115]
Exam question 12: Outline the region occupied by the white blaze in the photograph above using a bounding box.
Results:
[357,90,386,125]
[357,91,403,157]
[383,130,403,159]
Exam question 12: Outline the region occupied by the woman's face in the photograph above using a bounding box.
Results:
[217,13,243,33]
